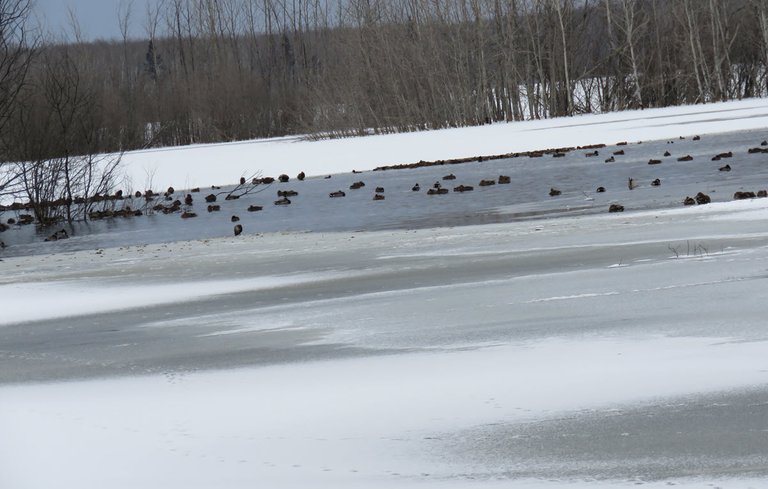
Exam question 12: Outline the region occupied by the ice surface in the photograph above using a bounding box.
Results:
[3,103,768,488]
[3,198,768,487]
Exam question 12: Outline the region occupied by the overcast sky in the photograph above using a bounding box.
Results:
[33,0,153,41]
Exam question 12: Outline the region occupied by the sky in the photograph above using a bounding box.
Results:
[32,0,153,41]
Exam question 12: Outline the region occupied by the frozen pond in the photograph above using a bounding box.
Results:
[2,129,768,257]
[3,193,768,487]
[3,127,768,488]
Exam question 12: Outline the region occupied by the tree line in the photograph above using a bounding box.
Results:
[2,0,768,220]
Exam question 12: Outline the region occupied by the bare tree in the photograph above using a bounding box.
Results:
[0,0,36,130]
[0,0,37,199]
[7,43,122,224]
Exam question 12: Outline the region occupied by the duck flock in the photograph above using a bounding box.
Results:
[2,133,768,249]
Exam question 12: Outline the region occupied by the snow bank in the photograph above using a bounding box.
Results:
[119,98,768,193]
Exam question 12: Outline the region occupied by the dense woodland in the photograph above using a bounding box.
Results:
[3,0,768,219]
[4,0,768,154]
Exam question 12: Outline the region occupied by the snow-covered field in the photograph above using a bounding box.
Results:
[3,100,768,488]
[121,98,768,191]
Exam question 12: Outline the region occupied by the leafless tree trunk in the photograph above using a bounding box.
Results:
[552,0,574,115]
[619,0,644,108]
